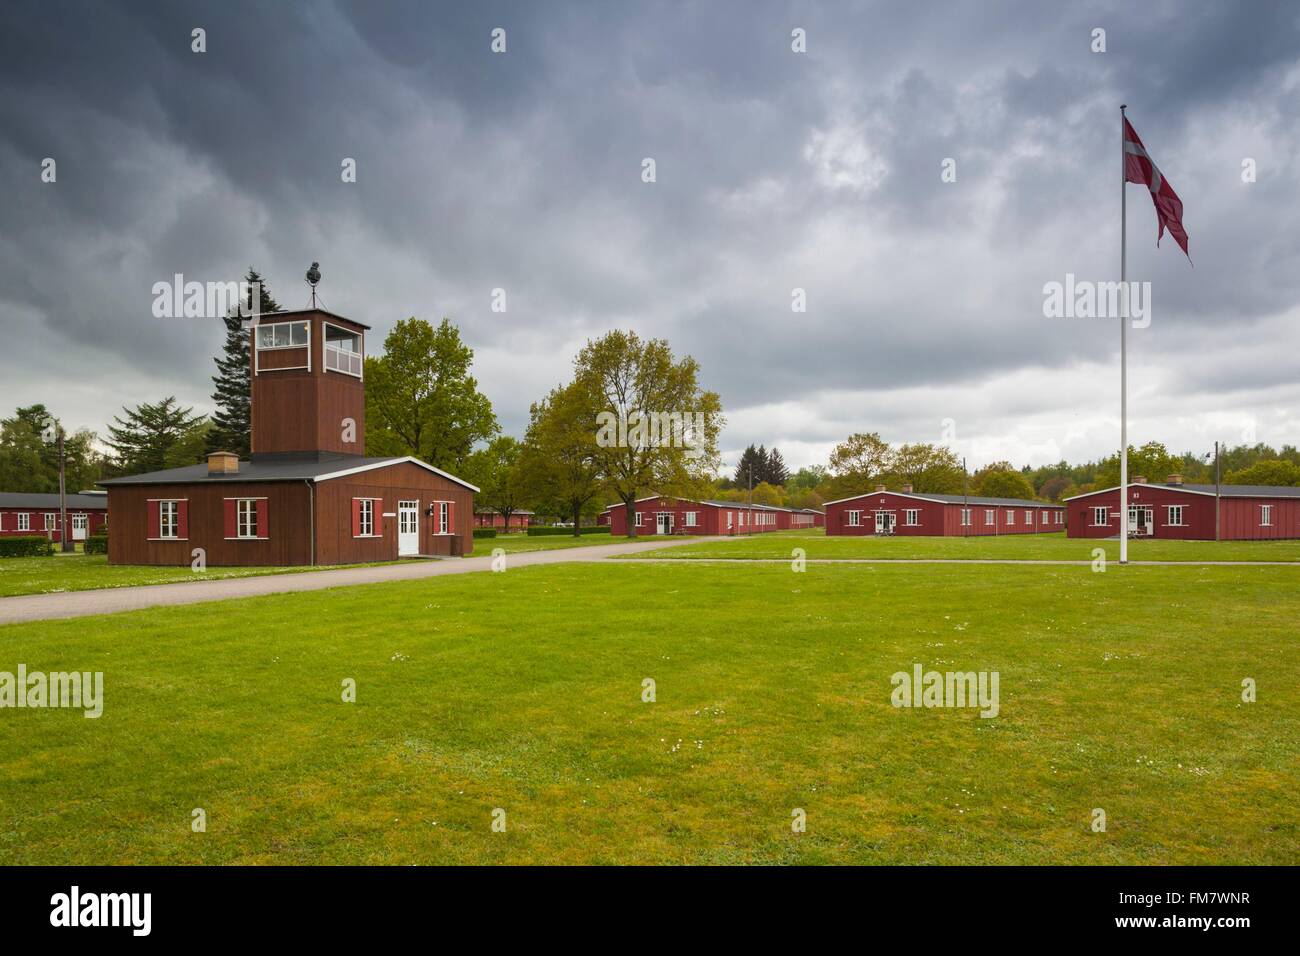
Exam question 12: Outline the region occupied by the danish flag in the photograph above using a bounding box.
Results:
[1123,118,1190,260]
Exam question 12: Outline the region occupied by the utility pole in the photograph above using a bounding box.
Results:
[747,463,753,536]
[962,457,969,538]
[1214,440,1221,542]
[57,425,71,553]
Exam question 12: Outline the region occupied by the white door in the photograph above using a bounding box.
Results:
[875,512,895,534]
[656,513,673,535]
[398,501,419,555]
[71,514,88,540]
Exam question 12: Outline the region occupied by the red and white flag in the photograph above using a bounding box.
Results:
[1123,118,1190,259]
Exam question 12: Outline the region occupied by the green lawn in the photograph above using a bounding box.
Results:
[1,561,1294,864]
[631,529,1300,562]
[0,536,619,598]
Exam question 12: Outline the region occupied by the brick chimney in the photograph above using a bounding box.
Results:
[1166,474,1184,486]
[875,484,887,493]
[208,451,239,476]
[1132,475,1148,484]
[901,483,914,494]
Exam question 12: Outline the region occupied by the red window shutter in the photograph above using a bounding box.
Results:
[177,500,189,538]
[447,500,455,535]
[351,498,362,537]
[256,499,268,538]
[148,502,160,539]
[374,499,382,535]
[223,500,237,538]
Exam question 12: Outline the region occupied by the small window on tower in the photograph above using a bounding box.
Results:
[324,324,363,376]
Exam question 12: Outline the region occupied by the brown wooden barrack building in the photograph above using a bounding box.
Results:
[100,308,477,565]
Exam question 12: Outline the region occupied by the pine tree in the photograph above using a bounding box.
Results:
[734,444,761,486]
[106,397,205,475]
[207,269,281,456]
[766,447,789,486]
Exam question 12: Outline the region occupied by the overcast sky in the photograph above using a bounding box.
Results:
[3,1,1298,474]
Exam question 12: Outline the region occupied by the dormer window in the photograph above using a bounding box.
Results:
[256,320,309,350]
[324,323,362,377]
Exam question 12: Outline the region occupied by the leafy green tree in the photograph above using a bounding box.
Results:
[1224,459,1300,487]
[576,330,723,537]
[1037,475,1072,502]
[105,398,206,475]
[465,435,527,530]
[518,381,604,534]
[826,432,893,499]
[972,467,1038,501]
[207,269,281,456]
[888,442,964,493]
[1094,441,1182,489]
[364,318,499,472]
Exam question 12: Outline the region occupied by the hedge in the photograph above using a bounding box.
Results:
[84,532,109,555]
[472,528,498,539]
[525,525,610,537]
[0,536,56,558]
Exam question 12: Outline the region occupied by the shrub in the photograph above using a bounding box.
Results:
[0,536,56,558]
[472,528,498,539]
[525,525,611,537]
[84,532,109,555]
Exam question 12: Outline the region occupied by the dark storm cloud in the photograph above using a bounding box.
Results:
[1,0,1297,470]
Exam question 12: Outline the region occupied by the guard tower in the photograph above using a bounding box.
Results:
[248,308,369,458]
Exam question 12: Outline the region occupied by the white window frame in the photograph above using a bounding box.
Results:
[43,512,56,530]
[1092,506,1108,527]
[635,512,644,528]
[726,511,733,529]
[904,509,919,526]
[960,508,971,526]
[435,501,450,535]
[255,319,309,351]
[237,499,259,539]
[357,498,375,537]
[685,511,698,527]
[984,509,994,526]
[1165,504,1185,526]
[159,500,180,539]
[848,510,862,527]
[16,512,30,531]
[323,321,364,378]
[1260,504,1272,527]
[1025,510,1033,524]
[1041,510,1049,523]
[1006,510,1015,526]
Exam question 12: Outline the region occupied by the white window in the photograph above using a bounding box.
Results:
[1041,510,1049,523]
[1006,510,1015,526]
[1025,510,1033,524]
[960,508,971,526]
[984,509,994,526]
[635,512,644,528]
[17,513,30,531]
[1261,504,1273,526]
[324,323,363,377]
[437,501,450,535]
[685,511,698,527]
[43,513,56,530]
[236,499,259,538]
[256,320,309,350]
[160,501,179,538]
[726,511,733,529]
[1166,504,1185,526]
[358,499,375,537]
[905,509,919,526]
[848,510,862,527]
[1056,511,1063,524]
[1092,506,1108,526]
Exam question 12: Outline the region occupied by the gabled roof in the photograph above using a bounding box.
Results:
[1064,482,1300,501]
[823,489,1060,509]
[98,453,479,492]
[0,492,110,510]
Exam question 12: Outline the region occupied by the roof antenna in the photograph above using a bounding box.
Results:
[306,261,321,308]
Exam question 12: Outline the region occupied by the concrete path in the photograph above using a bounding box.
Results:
[616,557,1300,566]
[0,536,716,625]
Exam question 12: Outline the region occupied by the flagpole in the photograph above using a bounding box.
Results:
[1119,104,1129,565]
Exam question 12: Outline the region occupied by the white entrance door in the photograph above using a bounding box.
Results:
[71,514,88,541]
[1128,506,1153,536]
[656,513,673,535]
[398,501,420,555]
[874,512,895,534]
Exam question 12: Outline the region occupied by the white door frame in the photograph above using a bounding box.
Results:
[397,500,420,555]
[1127,505,1154,536]
[71,513,88,541]
[656,512,674,535]
[874,511,896,534]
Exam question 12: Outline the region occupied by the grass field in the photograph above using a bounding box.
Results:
[0,535,617,598]
[628,529,1300,563]
[1,560,1295,864]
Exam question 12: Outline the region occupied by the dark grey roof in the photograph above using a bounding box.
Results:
[0,492,109,510]
[98,454,402,486]
[1067,482,1300,500]
[909,492,1062,509]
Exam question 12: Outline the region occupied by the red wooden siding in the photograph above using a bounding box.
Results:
[825,492,1064,536]
[1065,485,1300,540]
